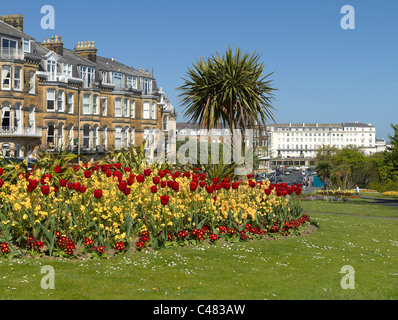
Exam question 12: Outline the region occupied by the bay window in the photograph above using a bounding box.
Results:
[1,66,11,90]
[14,67,21,90]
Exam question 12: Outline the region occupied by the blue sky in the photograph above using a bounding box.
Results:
[3,0,397,140]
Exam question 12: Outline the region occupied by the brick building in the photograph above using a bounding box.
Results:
[0,14,175,159]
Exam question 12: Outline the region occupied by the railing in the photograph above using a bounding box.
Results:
[0,127,42,137]
[0,48,24,60]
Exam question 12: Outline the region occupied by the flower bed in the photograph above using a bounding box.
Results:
[0,163,310,258]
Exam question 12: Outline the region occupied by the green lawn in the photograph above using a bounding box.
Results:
[1,201,397,300]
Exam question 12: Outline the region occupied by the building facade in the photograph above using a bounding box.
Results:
[0,14,175,159]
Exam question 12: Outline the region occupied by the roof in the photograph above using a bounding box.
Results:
[0,19,33,40]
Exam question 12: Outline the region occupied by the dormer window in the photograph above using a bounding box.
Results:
[127,76,137,89]
[1,38,18,58]
[62,63,72,77]
[23,38,30,53]
[46,59,57,81]
[141,78,152,94]
[80,66,95,87]
[112,72,124,90]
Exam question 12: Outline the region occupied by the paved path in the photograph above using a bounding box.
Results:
[359,196,398,207]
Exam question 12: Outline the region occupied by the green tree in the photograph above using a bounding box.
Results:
[315,161,333,190]
[178,47,277,132]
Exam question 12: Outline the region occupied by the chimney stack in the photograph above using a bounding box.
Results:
[75,41,98,63]
[0,14,24,32]
[42,35,64,56]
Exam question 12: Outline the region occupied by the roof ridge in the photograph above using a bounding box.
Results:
[0,18,34,39]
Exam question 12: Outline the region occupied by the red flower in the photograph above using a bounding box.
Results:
[190,182,198,192]
[160,195,170,206]
[54,165,62,173]
[136,174,145,183]
[295,187,302,195]
[144,169,152,176]
[264,188,271,196]
[124,187,131,195]
[209,234,218,241]
[105,170,112,177]
[199,181,206,188]
[213,177,219,184]
[79,185,87,193]
[28,179,39,190]
[152,176,160,184]
[247,173,254,179]
[232,182,239,190]
[118,180,127,191]
[41,185,50,195]
[249,181,256,188]
[124,167,131,172]
[73,182,81,191]
[84,170,92,178]
[206,185,214,194]
[160,181,166,188]
[59,179,67,187]
[150,185,158,194]
[0,168,3,175]
[93,189,103,199]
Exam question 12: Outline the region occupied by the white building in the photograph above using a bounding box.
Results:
[268,122,377,159]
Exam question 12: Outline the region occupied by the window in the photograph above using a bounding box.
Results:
[152,102,156,119]
[1,66,11,90]
[1,104,10,129]
[93,125,99,149]
[1,38,17,58]
[58,123,64,146]
[102,71,109,84]
[47,89,55,111]
[62,63,72,77]
[141,78,152,94]
[83,125,90,149]
[115,98,122,117]
[124,127,129,147]
[103,127,108,148]
[130,100,135,118]
[58,90,64,112]
[80,66,95,87]
[23,39,30,53]
[68,93,74,114]
[68,126,74,148]
[47,60,57,81]
[14,67,21,90]
[93,95,99,114]
[163,115,168,131]
[101,98,107,116]
[47,124,55,145]
[115,126,122,149]
[28,106,35,130]
[83,94,90,114]
[127,76,137,89]
[112,72,124,90]
[124,99,129,117]
[131,127,135,145]
[14,104,21,131]
[143,128,150,149]
[28,71,35,94]
[143,101,150,119]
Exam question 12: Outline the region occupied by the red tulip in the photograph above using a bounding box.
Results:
[247,174,254,179]
[124,187,131,195]
[118,180,127,191]
[93,189,103,199]
[152,176,160,184]
[41,185,50,195]
[160,195,170,206]
[190,182,198,192]
[59,179,67,187]
[28,179,39,190]
[150,185,158,194]
[136,174,145,183]
[84,170,92,178]
[199,181,206,188]
[79,185,87,193]
[160,181,166,188]
[124,167,131,172]
[232,182,239,190]
[206,186,214,194]
[144,169,152,176]
[54,165,62,173]
[295,187,302,195]
[0,168,3,175]
[105,170,112,177]
[264,188,271,196]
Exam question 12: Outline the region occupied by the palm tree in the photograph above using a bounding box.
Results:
[178,47,277,133]
[316,161,333,190]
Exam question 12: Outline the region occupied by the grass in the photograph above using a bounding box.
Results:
[1,201,397,300]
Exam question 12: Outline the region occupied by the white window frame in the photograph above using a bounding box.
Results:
[93,95,99,115]
[13,67,22,91]
[1,65,11,90]
[68,93,74,114]
[62,63,73,77]
[114,126,123,149]
[57,90,64,112]
[23,38,30,53]
[163,115,168,131]
[124,99,129,117]
[140,78,152,95]
[101,98,107,116]
[143,101,150,119]
[82,125,91,149]
[130,100,135,118]
[151,102,156,119]
[112,72,124,90]
[46,59,57,81]
[131,127,135,145]
[114,98,122,117]
[127,76,137,89]
[46,89,56,112]
[28,71,35,94]
[80,66,95,87]
[83,94,91,114]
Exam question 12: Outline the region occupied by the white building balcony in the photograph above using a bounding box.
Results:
[0,48,24,60]
[0,127,42,138]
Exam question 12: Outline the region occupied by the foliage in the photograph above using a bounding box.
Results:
[178,47,277,132]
